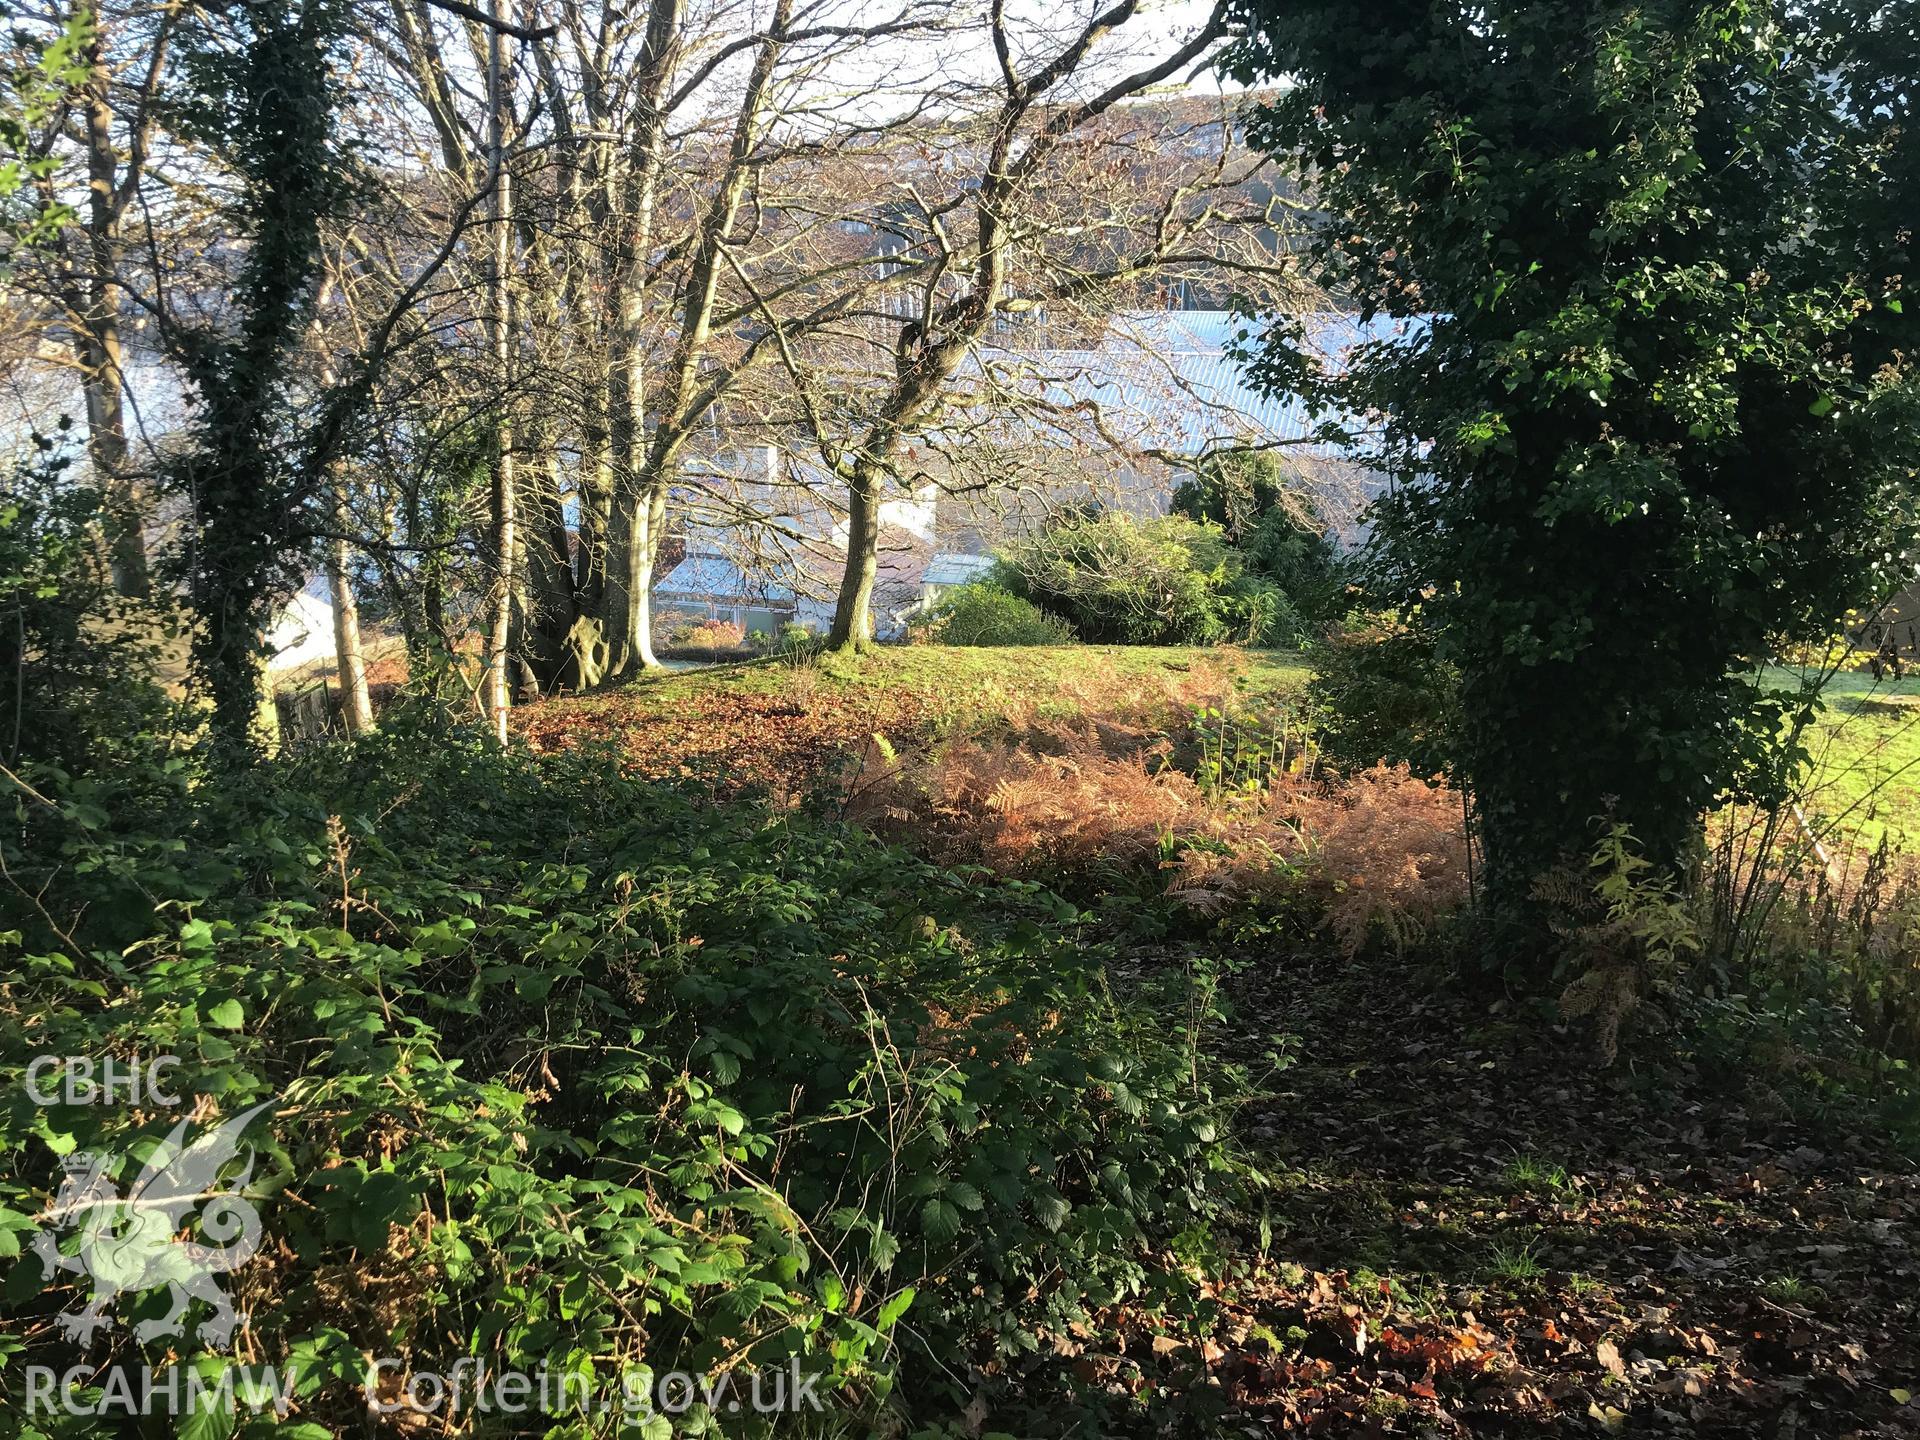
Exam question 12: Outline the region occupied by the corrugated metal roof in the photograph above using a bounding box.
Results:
[1102,310,1255,353]
[922,552,996,586]
[654,556,798,604]
[1103,309,1418,366]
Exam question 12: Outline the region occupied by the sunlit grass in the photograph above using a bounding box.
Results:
[1764,664,1920,849]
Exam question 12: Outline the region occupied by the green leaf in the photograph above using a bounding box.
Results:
[0,1207,35,1259]
[919,1197,962,1246]
[1033,1190,1070,1232]
[207,999,245,1030]
[176,1361,236,1440]
[875,1285,916,1330]
[945,1181,984,1211]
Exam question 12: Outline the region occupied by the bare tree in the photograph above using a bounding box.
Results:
[9,0,188,596]
[735,1,1306,648]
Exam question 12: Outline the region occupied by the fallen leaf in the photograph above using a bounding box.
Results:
[1595,1338,1627,1380]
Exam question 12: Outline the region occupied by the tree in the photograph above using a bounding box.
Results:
[166,0,360,752]
[1173,447,1341,630]
[7,2,172,597]
[756,0,1294,651]
[369,0,953,694]
[1224,0,1920,936]
[999,510,1282,645]
[0,8,89,249]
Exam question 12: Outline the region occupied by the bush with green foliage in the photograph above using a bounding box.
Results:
[999,513,1290,647]
[1304,609,1459,776]
[1,442,183,780]
[0,718,1244,1434]
[909,582,1077,646]
[1173,451,1344,636]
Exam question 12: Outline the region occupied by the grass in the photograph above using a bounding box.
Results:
[1759,1274,1827,1308]
[1500,1152,1575,1195]
[516,643,1314,790]
[1485,1235,1545,1282]
[614,642,1311,710]
[1764,664,1920,849]
[594,646,1916,851]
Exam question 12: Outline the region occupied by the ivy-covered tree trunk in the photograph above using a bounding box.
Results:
[172,0,354,756]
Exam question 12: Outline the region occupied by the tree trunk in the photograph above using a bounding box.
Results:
[521,441,577,691]
[829,463,881,650]
[600,349,645,674]
[577,431,612,612]
[484,0,516,743]
[603,475,662,674]
[593,0,680,678]
[80,35,148,598]
[325,517,374,734]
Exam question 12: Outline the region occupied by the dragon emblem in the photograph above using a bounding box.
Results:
[31,1102,274,1349]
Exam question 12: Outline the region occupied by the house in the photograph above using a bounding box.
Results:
[265,583,337,672]
[653,534,936,639]
[652,541,834,635]
[917,552,998,607]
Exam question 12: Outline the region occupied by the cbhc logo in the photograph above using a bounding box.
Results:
[25,1056,182,1108]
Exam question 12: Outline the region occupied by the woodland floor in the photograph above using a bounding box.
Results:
[515,644,1313,796]
[1166,949,1920,1438]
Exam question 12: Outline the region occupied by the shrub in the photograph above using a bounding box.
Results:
[909,582,1077,646]
[661,615,748,655]
[998,513,1285,647]
[0,441,183,779]
[0,720,1243,1430]
[846,701,1470,957]
[1305,608,1460,775]
[1173,449,1346,637]
[1539,822,1704,1063]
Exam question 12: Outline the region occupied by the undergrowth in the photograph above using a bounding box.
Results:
[841,688,1470,959]
[0,717,1249,1437]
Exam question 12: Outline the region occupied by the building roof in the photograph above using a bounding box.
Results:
[656,531,933,613]
[655,554,800,605]
[922,552,997,587]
